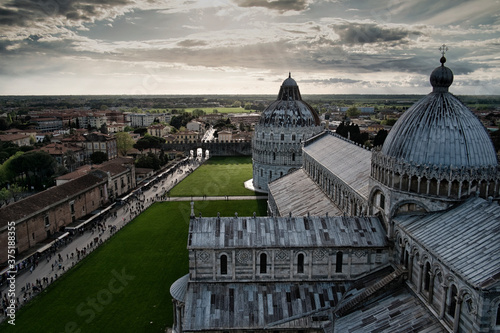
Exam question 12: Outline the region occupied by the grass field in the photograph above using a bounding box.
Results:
[0,200,267,333]
[168,156,256,197]
[184,107,257,114]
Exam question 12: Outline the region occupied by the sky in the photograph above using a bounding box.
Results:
[0,0,499,96]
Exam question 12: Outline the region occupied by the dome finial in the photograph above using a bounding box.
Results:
[289,72,291,78]
[439,44,448,66]
[430,45,453,92]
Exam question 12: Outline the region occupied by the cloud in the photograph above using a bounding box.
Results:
[0,0,134,39]
[332,22,423,45]
[234,0,311,12]
[177,39,208,47]
[303,77,362,85]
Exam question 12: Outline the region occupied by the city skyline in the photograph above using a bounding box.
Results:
[1,0,499,96]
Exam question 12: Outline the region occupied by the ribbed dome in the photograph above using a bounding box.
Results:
[381,60,498,169]
[259,73,320,127]
[170,274,189,302]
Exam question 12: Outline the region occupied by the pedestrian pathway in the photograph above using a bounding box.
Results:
[1,159,204,321]
[166,195,267,201]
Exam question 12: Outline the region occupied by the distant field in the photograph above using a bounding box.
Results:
[168,156,256,197]
[184,107,257,114]
[0,200,267,333]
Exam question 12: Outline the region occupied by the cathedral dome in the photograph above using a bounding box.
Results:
[381,57,498,169]
[259,73,320,127]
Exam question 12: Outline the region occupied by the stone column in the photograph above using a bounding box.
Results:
[416,261,423,293]
[408,254,414,282]
[440,284,448,319]
[452,296,462,333]
[428,272,434,303]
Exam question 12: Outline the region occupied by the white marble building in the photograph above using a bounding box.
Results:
[171,56,500,332]
[252,74,323,192]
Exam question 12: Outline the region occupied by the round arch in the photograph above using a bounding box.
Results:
[391,199,430,217]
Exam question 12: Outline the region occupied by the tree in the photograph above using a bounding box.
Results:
[134,135,165,152]
[159,149,168,166]
[133,127,148,136]
[9,183,25,202]
[0,151,23,185]
[192,109,206,118]
[170,113,193,130]
[381,118,397,126]
[63,150,78,172]
[0,187,11,206]
[346,106,361,118]
[9,151,57,190]
[373,129,388,147]
[99,123,108,134]
[90,151,108,164]
[135,152,161,170]
[0,118,9,131]
[115,132,135,156]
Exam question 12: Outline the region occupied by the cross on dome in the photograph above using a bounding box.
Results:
[439,44,448,57]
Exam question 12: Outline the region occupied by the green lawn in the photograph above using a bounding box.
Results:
[168,156,257,197]
[184,107,257,114]
[0,200,267,333]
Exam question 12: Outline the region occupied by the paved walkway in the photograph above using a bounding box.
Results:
[166,195,267,201]
[1,158,215,319]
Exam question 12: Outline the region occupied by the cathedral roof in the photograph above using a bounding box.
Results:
[268,168,343,217]
[394,197,500,289]
[303,131,372,199]
[334,286,444,332]
[183,281,350,331]
[188,215,387,249]
[259,73,320,127]
[381,56,498,169]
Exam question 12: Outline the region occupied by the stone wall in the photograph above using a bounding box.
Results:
[163,141,252,157]
[189,247,389,283]
[393,225,498,333]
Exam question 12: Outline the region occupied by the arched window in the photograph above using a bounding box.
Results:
[281,133,284,141]
[292,153,295,162]
[273,152,276,160]
[424,262,431,291]
[335,251,343,273]
[448,285,458,317]
[496,303,500,325]
[292,134,296,141]
[297,253,304,274]
[220,255,227,275]
[260,253,267,273]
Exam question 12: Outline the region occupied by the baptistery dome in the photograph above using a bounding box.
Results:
[252,74,323,192]
[372,57,499,200]
[259,73,320,127]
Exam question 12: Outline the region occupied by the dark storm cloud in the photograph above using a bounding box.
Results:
[0,0,132,28]
[235,0,310,12]
[332,22,422,45]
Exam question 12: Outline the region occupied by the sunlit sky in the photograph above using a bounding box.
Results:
[1,0,499,95]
